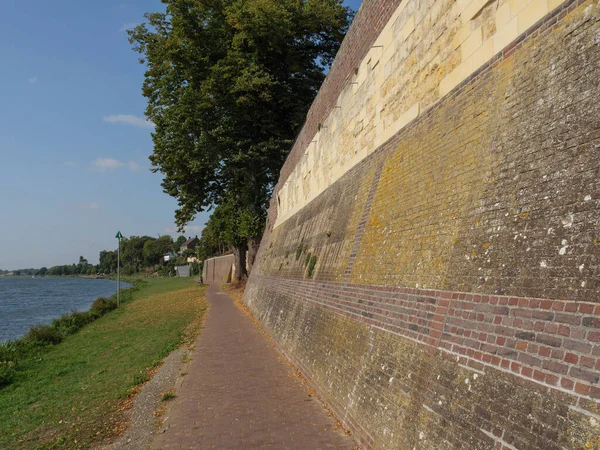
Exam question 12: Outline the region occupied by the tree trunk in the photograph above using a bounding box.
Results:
[232,243,248,282]
[246,236,261,276]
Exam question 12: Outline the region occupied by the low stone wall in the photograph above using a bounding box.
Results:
[202,255,234,284]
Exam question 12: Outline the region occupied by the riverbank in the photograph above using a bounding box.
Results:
[0,277,207,449]
[0,277,129,343]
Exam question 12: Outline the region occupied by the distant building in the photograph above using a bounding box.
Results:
[163,251,176,263]
[179,236,200,254]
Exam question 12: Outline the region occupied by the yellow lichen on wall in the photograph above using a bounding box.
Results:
[351,47,521,286]
[348,109,491,286]
[275,0,567,229]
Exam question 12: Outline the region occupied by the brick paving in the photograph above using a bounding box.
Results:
[154,283,356,449]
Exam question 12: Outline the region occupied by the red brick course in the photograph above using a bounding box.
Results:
[255,275,600,399]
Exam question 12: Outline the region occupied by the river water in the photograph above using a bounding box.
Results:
[0,277,131,343]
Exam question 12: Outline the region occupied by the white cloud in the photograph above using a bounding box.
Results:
[28,76,38,84]
[92,157,144,173]
[92,158,125,171]
[103,114,154,129]
[119,22,139,32]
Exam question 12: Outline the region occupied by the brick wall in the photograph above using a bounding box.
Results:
[246,0,600,448]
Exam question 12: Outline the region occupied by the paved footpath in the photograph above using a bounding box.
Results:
[154,283,356,450]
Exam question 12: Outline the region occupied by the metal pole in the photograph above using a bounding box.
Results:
[117,237,121,308]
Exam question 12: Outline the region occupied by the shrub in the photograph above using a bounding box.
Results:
[190,261,201,276]
[0,361,16,389]
[0,342,18,363]
[308,255,317,278]
[52,311,98,336]
[161,391,177,401]
[0,340,36,365]
[91,297,117,315]
[131,372,149,386]
[295,244,303,261]
[51,297,117,336]
[24,325,63,346]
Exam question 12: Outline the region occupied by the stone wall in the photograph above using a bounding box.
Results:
[274,0,583,227]
[245,0,600,448]
[202,254,234,284]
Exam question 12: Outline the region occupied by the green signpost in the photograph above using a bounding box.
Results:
[115,231,123,307]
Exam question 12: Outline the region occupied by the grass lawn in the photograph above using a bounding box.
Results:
[0,277,207,449]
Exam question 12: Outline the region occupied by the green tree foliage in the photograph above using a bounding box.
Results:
[6,234,182,278]
[44,257,96,277]
[99,235,174,273]
[99,250,119,274]
[197,221,226,261]
[121,236,155,271]
[142,239,161,267]
[190,261,201,276]
[155,236,175,257]
[192,195,266,277]
[129,0,352,279]
[141,235,175,267]
[0,268,38,276]
[182,248,196,258]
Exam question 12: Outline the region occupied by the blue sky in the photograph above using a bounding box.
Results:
[0,0,362,270]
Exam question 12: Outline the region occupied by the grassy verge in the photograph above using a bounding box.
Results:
[0,277,207,449]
